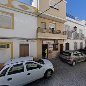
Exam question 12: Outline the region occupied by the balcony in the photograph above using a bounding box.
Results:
[37,27,67,40]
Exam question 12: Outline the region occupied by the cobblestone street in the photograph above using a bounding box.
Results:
[26,58,86,86]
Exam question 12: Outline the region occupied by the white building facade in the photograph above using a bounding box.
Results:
[63,17,86,51]
[0,0,37,63]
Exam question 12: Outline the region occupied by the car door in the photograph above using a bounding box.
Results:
[73,52,80,62]
[5,63,27,86]
[25,62,44,83]
[79,53,85,62]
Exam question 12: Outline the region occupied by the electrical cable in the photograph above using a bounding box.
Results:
[37,0,63,17]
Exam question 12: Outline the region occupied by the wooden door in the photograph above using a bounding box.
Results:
[20,44,29,57]
[60,44,63,53]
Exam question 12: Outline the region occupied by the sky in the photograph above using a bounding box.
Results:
[20,0,33,6]
[19,0,86,20]
[67,0,86,20]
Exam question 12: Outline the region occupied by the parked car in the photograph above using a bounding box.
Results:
[0,57,54,86]
[59,50,86,66]
[78,47,86,54]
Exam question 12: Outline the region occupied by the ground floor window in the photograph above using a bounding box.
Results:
[74,42,77,50]
[65,43,69,50]
[80,42,83,49]
[85,40,86,47]
[53,44,58,50]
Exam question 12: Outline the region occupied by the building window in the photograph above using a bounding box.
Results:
[41,22,46,29]
[80,42,83,49]
[53,44,58,50]
[49,23,56,33]
[0,11,14,29]
[65,43,69,50]
[85,40,86,46]
[74,42,77,50]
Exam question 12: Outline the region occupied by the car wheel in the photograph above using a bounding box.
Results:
[72,61,76,66]
[44,69,53,78]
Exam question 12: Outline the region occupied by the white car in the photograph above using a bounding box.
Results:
[0,57,54,86]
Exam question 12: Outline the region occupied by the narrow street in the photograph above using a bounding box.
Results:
[26,58,86,86]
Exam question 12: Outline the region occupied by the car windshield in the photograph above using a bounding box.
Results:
[0,67,9,77]
[62,52,71,56]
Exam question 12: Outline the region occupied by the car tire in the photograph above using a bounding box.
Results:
[72,61,76,66]
[44,69,53,78]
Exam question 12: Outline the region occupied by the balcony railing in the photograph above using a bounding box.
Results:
[37,27,67,39]
[37,27,63,34]
[63,30,85,40]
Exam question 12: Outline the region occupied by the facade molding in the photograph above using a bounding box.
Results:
[67,17,85,26]
[38,11,66,23]
[0,4,37,17]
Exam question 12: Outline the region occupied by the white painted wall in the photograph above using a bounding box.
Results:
[14,40,37,58]
[0,48,11,63]
[29,40,37,57]
[63,17,86,50]
[0,39,37,63]
[0,39,12,63]
[64,40,85,50]
[0,7,37,39]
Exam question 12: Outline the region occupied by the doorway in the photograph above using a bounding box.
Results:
[20,44,29,57]
[60,44,63,53]
[42,44,48,58]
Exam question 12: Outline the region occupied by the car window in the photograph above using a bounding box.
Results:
[0,67,9,77]
[8,63,24,75]
[73,53,79,56]
[25,62,42,71]
[78,53,83,56]
[62,52,71,56]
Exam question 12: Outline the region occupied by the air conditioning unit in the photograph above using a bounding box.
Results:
[0,44,9,48]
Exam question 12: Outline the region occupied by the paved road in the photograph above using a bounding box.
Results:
[26,58,86,86]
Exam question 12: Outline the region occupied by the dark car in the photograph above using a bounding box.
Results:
[59,50,86,66]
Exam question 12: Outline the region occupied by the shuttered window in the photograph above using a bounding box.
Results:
[0,11,14,29]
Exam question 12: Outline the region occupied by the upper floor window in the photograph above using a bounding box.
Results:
[79,29,83,34]
[0,11,14,29]
[49,23,56,33]
[41,22,46,29]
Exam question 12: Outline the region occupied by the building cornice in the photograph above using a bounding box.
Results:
[0,0,37,16]
[37,11,66,23]
[0,4,37,17]
[67,17,85,26]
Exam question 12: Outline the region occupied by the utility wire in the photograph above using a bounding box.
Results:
[37,0,63,17]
